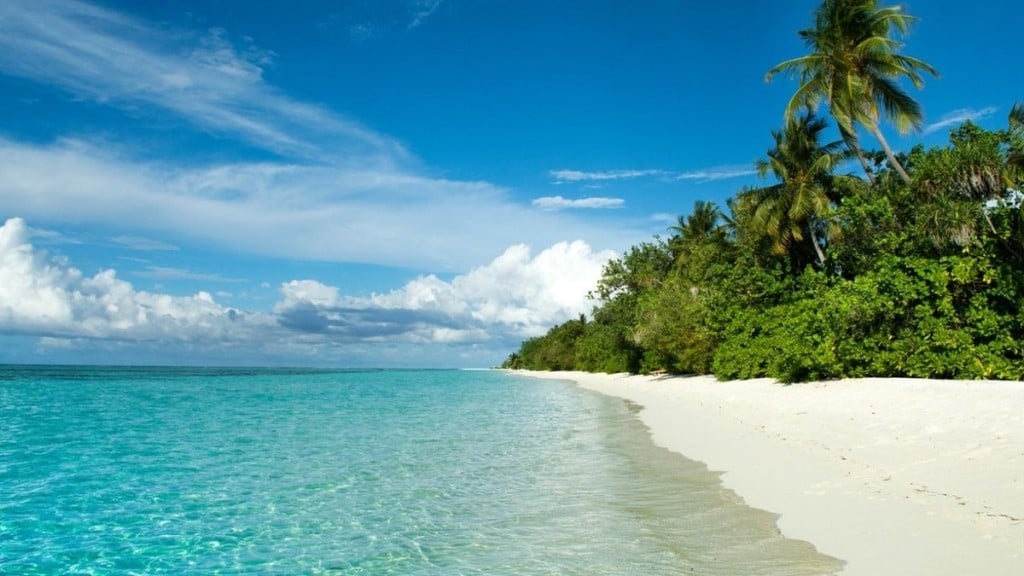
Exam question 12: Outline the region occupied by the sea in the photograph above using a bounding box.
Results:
[0,366,841,575]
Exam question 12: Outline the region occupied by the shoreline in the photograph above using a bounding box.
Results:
[513,371,1023,575]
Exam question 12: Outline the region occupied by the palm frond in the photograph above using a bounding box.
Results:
[766,55,820,81]
[893,54,940,78]
[872,76,923,132]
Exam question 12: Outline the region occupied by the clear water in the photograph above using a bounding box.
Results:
[0,366,841,575]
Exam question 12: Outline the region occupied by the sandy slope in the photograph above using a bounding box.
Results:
[514,371,1024,575]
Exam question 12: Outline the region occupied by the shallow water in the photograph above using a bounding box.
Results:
[0,366,840,574]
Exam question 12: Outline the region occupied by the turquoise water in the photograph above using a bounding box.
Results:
[0,366,840,575]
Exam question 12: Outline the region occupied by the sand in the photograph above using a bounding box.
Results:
[514,371,1024,575]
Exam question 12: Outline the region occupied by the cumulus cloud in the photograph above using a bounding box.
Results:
[2,217,615,362]
[923,107,999,135]
[532,196,625,210]
[0,0,640,364]
[275,241,616,342]
[0,217,267,342]
[371,241,614,331]
[278,280,343,309]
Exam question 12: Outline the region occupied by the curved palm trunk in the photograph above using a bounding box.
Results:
[838,126,877,186]
[848,139,878,186]
[853,147,877,186]
[866,122,912,185]
[808,222,827,267]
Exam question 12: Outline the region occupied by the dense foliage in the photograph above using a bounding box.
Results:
[504,1,1024,382]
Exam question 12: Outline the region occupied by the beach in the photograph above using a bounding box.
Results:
[516,371,1024,575]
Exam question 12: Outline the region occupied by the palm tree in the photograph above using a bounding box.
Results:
[766,0,938,185]
[747,112,849,267]
[668,200,723,243]
[668,200,725,269]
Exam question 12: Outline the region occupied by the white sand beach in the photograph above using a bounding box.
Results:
[516,371,1024,575]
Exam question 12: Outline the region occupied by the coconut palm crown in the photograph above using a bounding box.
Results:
[766,0,938,185]
[748,111,851,267]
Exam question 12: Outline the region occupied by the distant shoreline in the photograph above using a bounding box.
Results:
[512,371,1024,575]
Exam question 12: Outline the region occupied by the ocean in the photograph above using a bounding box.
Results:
[0,366,840,575]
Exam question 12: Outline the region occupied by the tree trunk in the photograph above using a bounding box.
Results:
[867,122,912,185]
[851,146,876,184]
[853,146,878,186]
[808,222,827,267]
[840,128,878,186]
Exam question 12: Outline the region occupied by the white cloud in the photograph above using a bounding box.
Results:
[675,165,757,181]
[0,137,641,271]
[550,169,666,182]
[0,0,404,161]
[190,28,273,84]
[0,1,647,272]
[26,225,83,245]
[0,217,268,342]
[408,0,444,29]
[134,266,245,283]
[373,241,613,330]
[276,241,616,340]
[110,236,180,251]
[277,280,343,310]
[649,212,679,225]
[0,0,646,364]
[2,217,615,362]
[550,165,756,184]
[532,196,625,210]
[924,107,999,135]
[272,239,614,342]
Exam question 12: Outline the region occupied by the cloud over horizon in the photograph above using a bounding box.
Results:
[275,240,615,342]
[0,217,614,364]
[0,217,268,344]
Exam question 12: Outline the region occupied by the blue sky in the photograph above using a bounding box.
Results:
[0,0,1019,367]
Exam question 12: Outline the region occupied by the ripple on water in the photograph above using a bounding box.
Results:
[0,367,841,575]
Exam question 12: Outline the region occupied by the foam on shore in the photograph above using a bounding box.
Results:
[514,371,1024,575]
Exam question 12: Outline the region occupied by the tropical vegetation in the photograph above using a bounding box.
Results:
[503,0,1024,382]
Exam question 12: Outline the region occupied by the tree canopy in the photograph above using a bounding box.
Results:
[504,2,1023,383]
